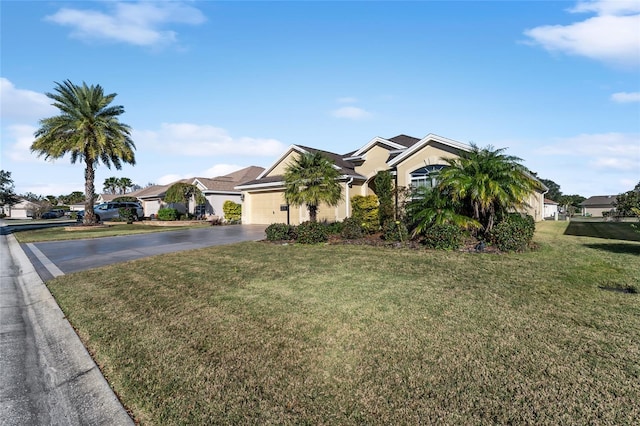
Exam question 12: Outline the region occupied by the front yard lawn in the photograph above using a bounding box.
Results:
[47,221,640,424]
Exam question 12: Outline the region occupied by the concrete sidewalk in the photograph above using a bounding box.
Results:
[0,230,134,425]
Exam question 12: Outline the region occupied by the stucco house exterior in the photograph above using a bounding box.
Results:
[1,198,39,218]
[580,195,617,217]
[236,133,547,225]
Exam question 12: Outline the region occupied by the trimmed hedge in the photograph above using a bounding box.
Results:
[223,200,242,223]
[490,213,535,252]
[296,221,329,244]
[265,223,296,241]
[422,224,464,250]
[157,208,179,221]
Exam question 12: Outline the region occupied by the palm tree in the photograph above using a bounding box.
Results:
[437,144,541,233]
[406,186,481,238]
[31,80,135,224]
[284,151,342,222]
[117,177,133,194]
[103,177,119,194]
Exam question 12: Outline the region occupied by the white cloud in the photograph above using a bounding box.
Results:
[45,1,206,47]
[611,91,640,103]
[0,78,56,122]
[331,106,372,120]
[537,132,640,171]
[201,164,246,178]
[134,123,286,157]
[5,124,40,162]
[524,1,640,68]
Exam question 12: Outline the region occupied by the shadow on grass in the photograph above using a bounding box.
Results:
[564,221,640,242]
[583,243,640,256]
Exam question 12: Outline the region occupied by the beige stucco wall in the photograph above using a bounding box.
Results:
[582,206,615,217]
[395,143,460,188]
[267,150,301,177]
[354,144,392,182]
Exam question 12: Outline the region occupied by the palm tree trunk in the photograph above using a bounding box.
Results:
[84,159,97,224]
[309,205,318,223]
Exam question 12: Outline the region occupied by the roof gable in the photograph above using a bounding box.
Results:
[387,133,472,168]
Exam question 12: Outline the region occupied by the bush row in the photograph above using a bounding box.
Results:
[265,213,536,252]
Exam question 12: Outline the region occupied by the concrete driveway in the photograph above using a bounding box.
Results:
[19,224,267,281]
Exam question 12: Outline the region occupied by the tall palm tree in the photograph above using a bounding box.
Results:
[31,80,135,224]
[284,152,342,222]
[117,177,133,194]
[103,177,119,194]
[438,144,541,232]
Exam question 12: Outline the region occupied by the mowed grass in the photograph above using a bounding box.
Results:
[47,221,640,425]
[13,223,210,243]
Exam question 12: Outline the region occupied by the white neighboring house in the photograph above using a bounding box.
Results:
[2,198,39,218]
[543,198,559,219]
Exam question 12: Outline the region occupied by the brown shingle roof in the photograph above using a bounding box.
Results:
[388,134,421,147]
[580,195,617,206]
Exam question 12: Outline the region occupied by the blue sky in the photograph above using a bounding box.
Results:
[1,0,638,198]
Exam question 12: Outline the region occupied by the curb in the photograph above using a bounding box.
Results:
[5,233,134,425]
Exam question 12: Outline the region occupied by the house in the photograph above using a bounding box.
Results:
[1,198,39,218]
[580,195,617,217]
[543,198,559,219]
[132,166,264,220]
[236,133,547,225]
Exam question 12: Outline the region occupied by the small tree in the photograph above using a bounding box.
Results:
[164,182,205,218]
[375,170,394,226]
[351,194,379,233]
[0,170,20,207]
[284,152,342,222]
[223,200,242,223]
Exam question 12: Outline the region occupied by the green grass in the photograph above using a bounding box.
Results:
[12,222,210,243]
[564,220,640,242]
[47,221,640,425]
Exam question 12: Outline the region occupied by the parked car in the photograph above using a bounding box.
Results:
[41,211,62,219]
[77,202,144,222]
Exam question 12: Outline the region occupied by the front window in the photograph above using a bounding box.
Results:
[410,165,446,189]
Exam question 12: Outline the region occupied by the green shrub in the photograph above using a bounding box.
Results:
[157,208,179,221]
[382,220,409,242]
[324,221,344,235]
[351,195,379,233]
[118,207,136,222]
[423,224,464,250]
[223,200,242,223]
[341,217,364,239]
[265,223,296,241]
[296,221,329,244]
[490,213,535,252]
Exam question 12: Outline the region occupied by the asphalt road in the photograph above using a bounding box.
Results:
[19,224,267,281]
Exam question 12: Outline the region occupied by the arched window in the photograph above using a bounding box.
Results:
[410,165,446,189]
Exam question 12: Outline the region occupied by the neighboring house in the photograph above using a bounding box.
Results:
[131,166,264,219]
[580,195,617,217]
[95,193,121,204]
[543,198,559,219]
[2,198,39,218]
[236,133,547,225]
[193,166,264,218]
